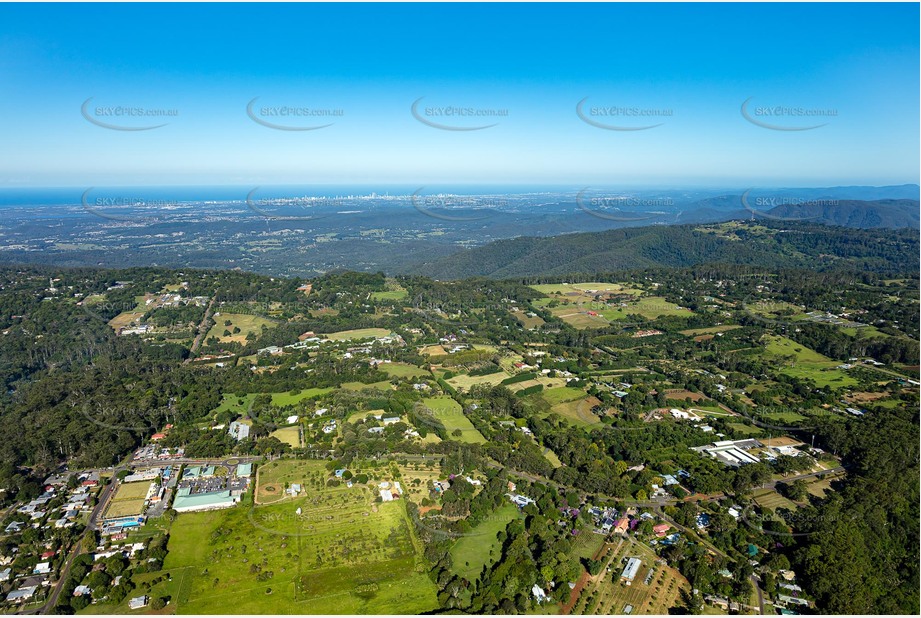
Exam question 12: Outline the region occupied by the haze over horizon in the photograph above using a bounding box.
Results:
[1,2,918,188]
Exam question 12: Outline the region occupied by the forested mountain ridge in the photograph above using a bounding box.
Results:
[409,220,920,279]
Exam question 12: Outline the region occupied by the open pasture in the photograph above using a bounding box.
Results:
[207,313,277,344]
[270,426,301,448]
[379,362,430,378]
[763,335,857,389]
[162,463,438,614]
[420,396,486,444]
[324,328,392,341]
[449,505,521,581]
[551,397,604,428]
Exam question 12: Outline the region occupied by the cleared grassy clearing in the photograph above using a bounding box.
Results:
[752,488,798,511]
[369,289,408,301]
[728,422,763,435]
[421,396,486,444]
[379,362,430,378]
[269,426,301,448]
[551,397,604,428]
[445,371,512,390]
[542,446,564,468]
[548,307,610,329]
[530,282,643,296]
[599,296,694,321]
[542,386,587,405]
[340,380,393,391]
[680,325,741,336]
[271,388,334,406]
[324,328,392,341]
[450,505,521,581]
[419,344,448,356]
[208,313,277,344]
[763,335,857,389]
[514,311,545,329]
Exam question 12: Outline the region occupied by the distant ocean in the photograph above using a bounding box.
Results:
[0,185,583,207]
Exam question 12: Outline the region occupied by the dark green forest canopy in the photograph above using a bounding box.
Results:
[410,221,920,279]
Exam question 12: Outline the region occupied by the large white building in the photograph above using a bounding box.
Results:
[620,557,642,585]
[228,421,250,441]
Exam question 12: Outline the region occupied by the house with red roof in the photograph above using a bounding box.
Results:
[653,523,671,537]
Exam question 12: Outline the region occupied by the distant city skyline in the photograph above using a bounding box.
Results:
[0,2,918,187]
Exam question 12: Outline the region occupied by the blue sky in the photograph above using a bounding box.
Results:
[0,2,918,188]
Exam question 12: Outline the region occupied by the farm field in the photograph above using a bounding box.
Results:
[449,505,521,581]
[211,389,333,418]
[160,466,438,614]
[207,313,277,344]
[763,335,857,389]
[542,386,588,406]
[572,538,689,615]
[571,530,606,561]
[324,328,392,341]
[547,306,610,329]
[687,406,733,418]
[397,462,444,503]
[340,380,393,391]
[419,344,448,356]
[379,362,430,378]
[420,396,486,444]
[728,422,763,436]
[270,388,334,406]
[538,294,691,329]
[680,325,741,336]
[446,370,512,391]
[598,296,694,321]
[255,459,328,505]
[107,309,147,332]
[755,410,807,424]
[269,426,300,448]
[369,289,408,301]
[551,397,603,427]
[530,282,643,296]
[751,488,798,511]
[514,311,545,329]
